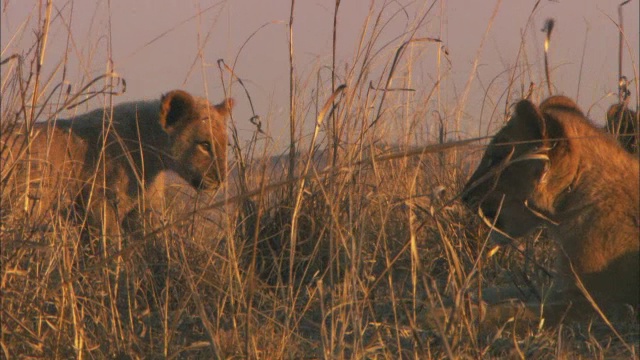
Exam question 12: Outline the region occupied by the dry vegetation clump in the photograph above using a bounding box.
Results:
[1,1,638,359]
[607,101,639,155]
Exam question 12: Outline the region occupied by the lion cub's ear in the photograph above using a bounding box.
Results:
[214,98,234,117]
[160,90,197,133]
[511,99,547,139]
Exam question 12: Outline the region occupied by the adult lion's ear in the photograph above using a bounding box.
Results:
[512,99,547,139]
[160,90,196,132]
[214,98,234,118]
[539,95,577,141]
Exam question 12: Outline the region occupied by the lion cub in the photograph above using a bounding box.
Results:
[462,95,639,326]
[1,90,232,237]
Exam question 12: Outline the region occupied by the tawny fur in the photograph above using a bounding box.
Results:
[460,95,639,327]
[1,90,232,236]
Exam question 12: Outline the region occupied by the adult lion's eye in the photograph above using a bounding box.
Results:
[199,141,212,153]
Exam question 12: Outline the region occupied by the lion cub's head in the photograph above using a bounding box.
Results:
[159,90,233,191]
[461,96,582,242]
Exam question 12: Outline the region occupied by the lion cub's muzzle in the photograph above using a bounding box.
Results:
[190,176,220,191]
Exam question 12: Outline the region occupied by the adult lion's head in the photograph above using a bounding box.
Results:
[461,96,585,242]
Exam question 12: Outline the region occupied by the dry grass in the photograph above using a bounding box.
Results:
[1,1,638,359]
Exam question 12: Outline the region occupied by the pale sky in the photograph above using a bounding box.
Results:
[2,0,639,150]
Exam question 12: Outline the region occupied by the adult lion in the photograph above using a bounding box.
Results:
[461,95,639,326]
[1,90,232,237]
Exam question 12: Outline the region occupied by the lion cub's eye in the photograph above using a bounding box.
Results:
[198,141,212,153]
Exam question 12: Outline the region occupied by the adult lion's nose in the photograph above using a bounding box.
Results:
[461,187,474,206]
